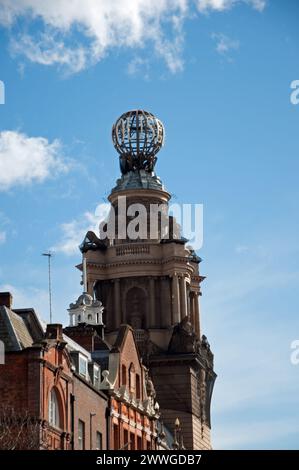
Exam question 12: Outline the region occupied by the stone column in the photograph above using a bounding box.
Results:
[114,279,121,329]
[194,292,200,338]
[172,273,180,324]
[161,277,172,327]
[179,276,187,320]
[149,277,155,327]
[187,288,191,320]
[190,292,195,327]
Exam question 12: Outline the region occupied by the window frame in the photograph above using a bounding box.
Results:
[78,419,85,450]
[48,388,61,429]
[96,431,103,450]
[79,354,88,378]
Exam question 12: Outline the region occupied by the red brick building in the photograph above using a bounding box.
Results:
[0,292,108,450]
[65,322,159,450]
[0,292,162,450]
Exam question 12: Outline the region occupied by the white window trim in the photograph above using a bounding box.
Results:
[79,354,88,378]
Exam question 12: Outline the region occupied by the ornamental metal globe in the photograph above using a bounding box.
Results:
[112,110,164,174]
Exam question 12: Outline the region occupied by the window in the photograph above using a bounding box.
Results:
[96,432,102,450]
[88,314,92,321]
[94,365,100,389]
[79,354,88,378]
[78,314,81,322]
[48,388,61,429]
[130,433,135,450]
[78,420,85,450]
[122,365,127,385]
[137,436,142,450]
[123,429,128,450]
[136,374,141,399]
[113,424,119,450]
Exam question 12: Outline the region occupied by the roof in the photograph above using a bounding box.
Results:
[111,324,139,353]
[13,308,45,340]
[111,170,166,193]
[111,324,129,352]
[0,306,34,351]
[63,333,92,360]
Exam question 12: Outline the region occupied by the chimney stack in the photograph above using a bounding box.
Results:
[0,292,13,309]
[45,324,63,341]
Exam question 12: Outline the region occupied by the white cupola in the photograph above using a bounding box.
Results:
[68,254,104,326]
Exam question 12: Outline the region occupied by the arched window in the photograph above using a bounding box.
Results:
[126,287,146,329]
[48,388,61,429]
[88,314,92,321]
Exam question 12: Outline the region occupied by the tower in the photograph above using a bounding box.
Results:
[79,110,216,449]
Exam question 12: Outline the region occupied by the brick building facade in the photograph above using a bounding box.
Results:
[0,293,162,450]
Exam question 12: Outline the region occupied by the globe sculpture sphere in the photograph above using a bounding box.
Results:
[112,110,164,174]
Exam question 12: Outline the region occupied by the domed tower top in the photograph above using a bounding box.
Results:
[112,109,165,175]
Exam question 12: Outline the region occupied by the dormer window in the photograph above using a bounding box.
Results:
[79,354,88,378]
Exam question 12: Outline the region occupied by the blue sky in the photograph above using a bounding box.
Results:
[0,0,299,449]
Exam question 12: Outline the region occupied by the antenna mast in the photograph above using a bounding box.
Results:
[42,252,53,324]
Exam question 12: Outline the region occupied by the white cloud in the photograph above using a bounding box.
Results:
[212,32,240,56]
[0,130,69,191]
[127,57,150,78]
[127,57,147,75]
[0,231,6,244]
[197,0,266,12]
[52,203,110,256]
[11,33,88,74]
[0,0,266,74]
[0,212,10,245]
